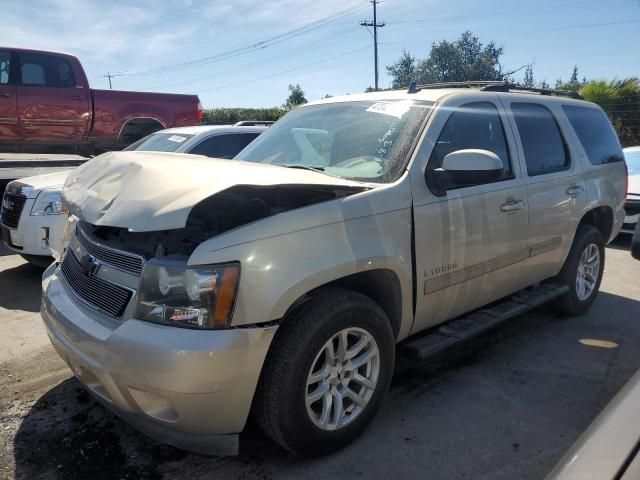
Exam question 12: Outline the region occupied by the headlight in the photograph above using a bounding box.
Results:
[31,189,68,216]
[135,260,240,329]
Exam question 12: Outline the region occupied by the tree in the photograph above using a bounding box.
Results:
[522,65,535,88]
[569,65,580,89]
[385,50,416,88]
[285,84,307,108]
[387,31,505,85]
[539,79,550,90]
[580,77,640,146]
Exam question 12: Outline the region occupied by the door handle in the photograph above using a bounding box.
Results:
[500,200,525,212]
[566,185,584,197]
[0,93,10,97]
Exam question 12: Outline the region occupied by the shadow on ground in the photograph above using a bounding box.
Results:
[12,292,640,480]
[0,262,44,312]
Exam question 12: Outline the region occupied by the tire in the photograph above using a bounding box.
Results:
[20,254,54,269]
[554,225,605,316]
[254,287,395,456]
[632,221,640,261]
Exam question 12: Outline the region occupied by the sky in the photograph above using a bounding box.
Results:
[1,0,639,108]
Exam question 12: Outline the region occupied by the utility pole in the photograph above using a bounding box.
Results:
[104,72,113,89]
[360,0,385,91]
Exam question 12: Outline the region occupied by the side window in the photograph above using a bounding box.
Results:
[18,53,76,88]
[189,133,260,159]
[511,103,568,176]
[562,105,624,165]
[428,101,512,178]
[0,52,10,84]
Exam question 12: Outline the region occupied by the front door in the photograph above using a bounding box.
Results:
[410,96,530,333]
[16,51,90,143]
[0,51,19,140]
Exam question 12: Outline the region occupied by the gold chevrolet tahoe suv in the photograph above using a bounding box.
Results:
[41,83,627,456]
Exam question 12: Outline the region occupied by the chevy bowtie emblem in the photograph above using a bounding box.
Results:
[80,254,101,277]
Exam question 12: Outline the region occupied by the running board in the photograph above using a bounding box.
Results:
[402,283,569,361]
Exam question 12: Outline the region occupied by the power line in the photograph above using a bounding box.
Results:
[142,26,366,92]
[191,45,372,94]
[379,19,640,46]
[360,0,385,91]
[109,1,369,77]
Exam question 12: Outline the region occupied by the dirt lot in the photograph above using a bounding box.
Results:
[1,239,639,480]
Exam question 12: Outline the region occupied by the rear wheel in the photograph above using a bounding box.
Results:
[554,225,605,315]
[254,287,395,456]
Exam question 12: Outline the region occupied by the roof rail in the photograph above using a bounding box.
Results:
[406,80,582,99]
[234,121,275,127]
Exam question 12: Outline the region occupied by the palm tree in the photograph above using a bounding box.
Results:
[580,78,640,147]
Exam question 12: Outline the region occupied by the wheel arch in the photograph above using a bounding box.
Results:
[280,268,406,341]
[116,117,166,145]
[578,205,614,243]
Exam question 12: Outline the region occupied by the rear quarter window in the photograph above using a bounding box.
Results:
[562,105,624,165]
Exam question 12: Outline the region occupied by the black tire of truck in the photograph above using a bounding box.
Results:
[253,287,395,457]
[554,224,605,316]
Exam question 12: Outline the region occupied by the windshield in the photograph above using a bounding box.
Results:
[235,100,432,183]
[625,150,640,175]
[125,133,195,152]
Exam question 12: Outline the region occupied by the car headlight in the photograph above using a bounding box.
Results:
[135,260,240,329]
[31,189,68,216]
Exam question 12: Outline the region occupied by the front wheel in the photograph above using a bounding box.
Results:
[554,225,605,315]
[254,287,395,456]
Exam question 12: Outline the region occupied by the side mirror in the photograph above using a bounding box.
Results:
[428,149,504,194]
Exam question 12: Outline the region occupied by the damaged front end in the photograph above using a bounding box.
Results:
[77,183,366,259]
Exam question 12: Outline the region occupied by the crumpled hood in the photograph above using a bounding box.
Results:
[62,151,366,232]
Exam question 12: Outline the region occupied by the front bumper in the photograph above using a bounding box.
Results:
[41,264,277,455]
[622,197,640,234]
[1,197,66,257]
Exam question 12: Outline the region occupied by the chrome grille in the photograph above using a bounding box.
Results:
[60,252,132,317]
[1,193,27,229]
[77,225,144,276]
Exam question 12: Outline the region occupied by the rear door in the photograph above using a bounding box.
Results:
[411,96,531,332]
[16,51,90,142]
[501,98,587,280]
[0,50,19,140]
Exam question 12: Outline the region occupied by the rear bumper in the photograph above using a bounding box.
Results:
[41,264,277,455]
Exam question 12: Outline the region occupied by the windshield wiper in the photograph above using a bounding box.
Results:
[280,164,326,172]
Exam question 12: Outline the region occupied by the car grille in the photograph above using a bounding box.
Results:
[77,225,144,276]
[1,193,27,229]
[60,251,132,317]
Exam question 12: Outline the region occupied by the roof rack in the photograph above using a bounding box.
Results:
[234,121,275,127]
[406,80,582,99]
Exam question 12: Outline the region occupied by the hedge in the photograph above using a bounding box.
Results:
[201,107,287,125]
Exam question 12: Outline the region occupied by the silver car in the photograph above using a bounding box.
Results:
[41,85,626,456]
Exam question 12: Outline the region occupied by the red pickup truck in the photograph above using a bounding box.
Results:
[0,47,201,155]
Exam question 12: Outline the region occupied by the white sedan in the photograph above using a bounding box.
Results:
[622,146,640,234]
[0,124,266,266]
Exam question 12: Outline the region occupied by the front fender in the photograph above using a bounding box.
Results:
[189,207,415,341]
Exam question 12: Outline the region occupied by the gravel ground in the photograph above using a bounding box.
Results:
[0,238,639,480]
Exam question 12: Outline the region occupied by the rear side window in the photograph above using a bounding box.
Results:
[18,53,76,88]
[189,133,260,159]
[562,105,624,165]
[429,101,512,178]
[0,52,10,84]
[511,103,568,176]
